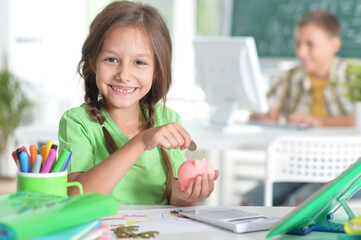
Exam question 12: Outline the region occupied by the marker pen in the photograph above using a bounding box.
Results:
[51,149,70,173]
[20,152,30,173]
[20,146,31,171]
[32,155,43,173]
[12,151,18,166]
[60,150,72,172]
[40,144,57,173]
[19,146,31,160]
[29,144,38,169]
[16,148,22,170]
[45,141,54,160]
[41,145,47,166]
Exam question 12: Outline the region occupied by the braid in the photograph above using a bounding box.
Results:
[83,73,118,155]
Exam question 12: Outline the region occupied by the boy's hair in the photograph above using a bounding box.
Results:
[297,10,341,37]
[78,1,173,202]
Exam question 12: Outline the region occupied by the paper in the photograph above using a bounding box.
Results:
[101,207,219,236]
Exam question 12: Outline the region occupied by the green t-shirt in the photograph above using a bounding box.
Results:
[58,103,186,204]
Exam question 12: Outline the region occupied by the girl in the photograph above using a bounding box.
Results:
[58,1,219,205]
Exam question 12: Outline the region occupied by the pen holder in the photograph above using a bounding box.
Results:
[16,170,83,197]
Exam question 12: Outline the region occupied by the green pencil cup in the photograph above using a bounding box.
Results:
[17,170,83,197]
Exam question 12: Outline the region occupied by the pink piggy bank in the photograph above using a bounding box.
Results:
[177,158,215,191]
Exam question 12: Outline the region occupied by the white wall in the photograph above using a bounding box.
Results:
[8,0,86,128]
[0,0,9,68]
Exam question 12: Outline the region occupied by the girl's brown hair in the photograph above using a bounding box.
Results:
[78,1,173,202]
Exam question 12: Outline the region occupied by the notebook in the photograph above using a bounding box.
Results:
[180,207,279,233]
[0,192,118,240]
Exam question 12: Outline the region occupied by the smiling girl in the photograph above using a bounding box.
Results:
[58,1,219,205]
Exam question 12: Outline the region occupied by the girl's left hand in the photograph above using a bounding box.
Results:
[170,170,220,206]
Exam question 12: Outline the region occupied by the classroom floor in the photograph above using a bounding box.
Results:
[0,177,16,195]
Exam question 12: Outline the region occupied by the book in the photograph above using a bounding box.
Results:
[31,220,106,240]
[0,192,118,240]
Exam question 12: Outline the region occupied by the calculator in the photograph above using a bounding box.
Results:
[180,207,279,233]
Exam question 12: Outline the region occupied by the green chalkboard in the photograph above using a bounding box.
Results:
[231,0,361,58]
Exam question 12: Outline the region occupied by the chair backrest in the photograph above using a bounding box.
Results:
[264,136,361,206]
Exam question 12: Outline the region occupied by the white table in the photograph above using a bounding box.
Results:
[183,120,359,205]
[184,120,359,151]
[106,205,361,240]
[15,121,358,151]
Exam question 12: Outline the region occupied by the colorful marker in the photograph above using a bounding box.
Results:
[19,146,31,160]
[20,152,30,173]
[51,149,70,173]
[41,145,47,166]
[29,144,38,169]
[32,155,43,173]
[40,144,57,173]
[20,146,31,171]
[45,141,54,160]
[11,151,17,166]
[16,148,22,169]
[60,149,72,172]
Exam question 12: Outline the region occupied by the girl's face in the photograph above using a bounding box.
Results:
[95,27,154,111]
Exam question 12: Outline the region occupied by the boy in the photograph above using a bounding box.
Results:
[252,10,356,127]
[244,10,358,206]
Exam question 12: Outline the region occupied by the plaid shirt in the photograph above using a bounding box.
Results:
[267,57,355,118]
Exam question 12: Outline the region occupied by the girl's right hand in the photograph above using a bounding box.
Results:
[138,122,192,151]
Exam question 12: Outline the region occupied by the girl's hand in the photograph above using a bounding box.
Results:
[170,170,220,206]
[139,122,192,151]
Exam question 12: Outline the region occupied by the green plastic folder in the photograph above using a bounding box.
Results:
[267,157,361,238]
[0,192,118,240]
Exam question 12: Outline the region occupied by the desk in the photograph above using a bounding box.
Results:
[184,120,358,151]
[103,205,361,240]
[14,123,360,205]
[14,121,358,152]
[184,120,359,205]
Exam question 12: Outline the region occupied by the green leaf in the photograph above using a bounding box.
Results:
[342,61,361,102]
[0,68,33,153]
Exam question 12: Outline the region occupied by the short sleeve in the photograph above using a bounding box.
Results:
[58,109,95,173]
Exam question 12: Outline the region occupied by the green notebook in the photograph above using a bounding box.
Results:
[267,157,361,238]
[0,192,118,240]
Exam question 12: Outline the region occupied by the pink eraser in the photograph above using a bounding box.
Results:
[177,158,215,191]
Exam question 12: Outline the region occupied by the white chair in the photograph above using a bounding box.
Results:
[264,135,361,206]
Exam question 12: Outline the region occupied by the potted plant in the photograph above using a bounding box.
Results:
[0,65,33,175]
[344,61,361,132]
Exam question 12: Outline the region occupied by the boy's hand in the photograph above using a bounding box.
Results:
[170,170,220,206]
[139,122,192,151]
[287,112,322,126]
[250,109,279,122]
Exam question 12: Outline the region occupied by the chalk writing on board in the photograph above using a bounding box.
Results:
[232,0,361,57]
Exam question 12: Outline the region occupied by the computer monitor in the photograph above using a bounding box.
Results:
[193,37,269,127]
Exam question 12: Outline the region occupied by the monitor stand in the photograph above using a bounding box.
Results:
[209,101,262,133]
